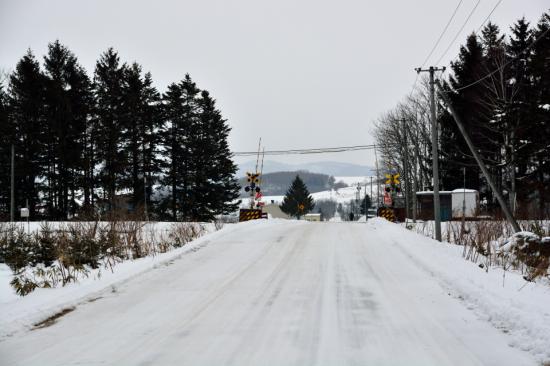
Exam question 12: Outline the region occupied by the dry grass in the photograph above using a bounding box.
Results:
[411,219,550,282]
[1,219,211,295]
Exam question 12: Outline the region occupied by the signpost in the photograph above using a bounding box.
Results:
[20,207,29,234]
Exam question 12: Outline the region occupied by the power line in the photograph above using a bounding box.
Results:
[420,0,464,69]
[447,26,550,92]
[435,0,481,66]
[410,0,463,100]
[233,144,379,156]
[476,0,503,33]
[440,0,504,79]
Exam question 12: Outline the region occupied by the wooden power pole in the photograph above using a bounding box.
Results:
[415,66,445,241]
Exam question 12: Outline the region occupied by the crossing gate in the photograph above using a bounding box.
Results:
[377,207,396,222]
[239,209,266,222]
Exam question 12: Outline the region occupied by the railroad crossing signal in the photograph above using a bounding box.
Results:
[385,173,400,185]
[246,172,260,184]
[244,172,262,193]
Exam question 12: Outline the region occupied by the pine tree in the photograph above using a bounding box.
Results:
[0,83,12,217]
[359,194,372,215]
[193,90,240,220]
[439,34,486,193]
[280,175,314,219]
[529,12,550,215]
[122,63,161,215]
[160,74,200,220]
[7,50,47,219]
[93,48,128,213]
[43,41,92,218]
[505,18,534,210]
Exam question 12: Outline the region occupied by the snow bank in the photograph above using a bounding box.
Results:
[0,222,241,340]
[368,218,550,363]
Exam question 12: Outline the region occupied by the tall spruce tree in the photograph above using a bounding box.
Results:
[93,48,128,212]
[8,50,46,219]
[280,175,314,219]
[439,34,486,193]
[122,63,161,215]
[503,18,534,211]
[193,90,240,220]
[529,12,550,215]
[0,83,11,218]
[43,41,92,218]
[161,74,200,220]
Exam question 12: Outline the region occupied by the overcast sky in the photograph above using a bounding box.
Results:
[1,0,547,167]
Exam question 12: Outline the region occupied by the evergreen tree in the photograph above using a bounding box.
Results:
[93,48,128,212]
[193,90,240,220]
[0,83,12,218]
[359,194,372,215]
[160,74,200,220]
[280,175,314,219]
[528,12,550,215]
[504,18,534,210]
[43,41,92,218]
[122,63,161,215]
[7,50,47,219]
[439,34,486,193]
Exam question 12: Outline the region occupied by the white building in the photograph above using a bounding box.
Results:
[451,189,479,219]
[304,213,322,222]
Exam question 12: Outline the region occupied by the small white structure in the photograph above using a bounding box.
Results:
[451,189,479,219]
[262,203,290,219]
[304,213,322,222]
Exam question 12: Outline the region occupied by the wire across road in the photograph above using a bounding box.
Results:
[233,144,378,156]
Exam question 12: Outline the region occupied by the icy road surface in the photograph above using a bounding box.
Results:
[0,220,537,365]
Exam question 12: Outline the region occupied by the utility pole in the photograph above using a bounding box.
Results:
[374,144,380,210]
[412,110,418,223]
[143,140,148,221]
[400,118,410,221]
[10,143,14,222]
[364,183,368,222]
[370,176,373,215]
[415,66,445,241]
[435,80,521,233]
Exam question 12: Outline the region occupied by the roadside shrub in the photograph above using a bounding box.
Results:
[4,219,211,296]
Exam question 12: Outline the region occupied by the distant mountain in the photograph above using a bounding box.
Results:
[237,160,374,177]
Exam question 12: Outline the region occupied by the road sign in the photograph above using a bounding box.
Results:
[383,192,392,205]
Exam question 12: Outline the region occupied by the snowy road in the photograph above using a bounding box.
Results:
[0,220,538,365]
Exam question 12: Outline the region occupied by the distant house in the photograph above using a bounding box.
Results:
[304,213,322,222]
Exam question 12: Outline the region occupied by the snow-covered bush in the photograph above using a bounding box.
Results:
[1,220,209,296]
[411,220,550,282]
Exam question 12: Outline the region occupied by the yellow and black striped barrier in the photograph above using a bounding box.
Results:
[377,207,396,222]
[239,209,264,222]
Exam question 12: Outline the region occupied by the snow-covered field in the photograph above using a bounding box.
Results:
[1,218,548,365]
